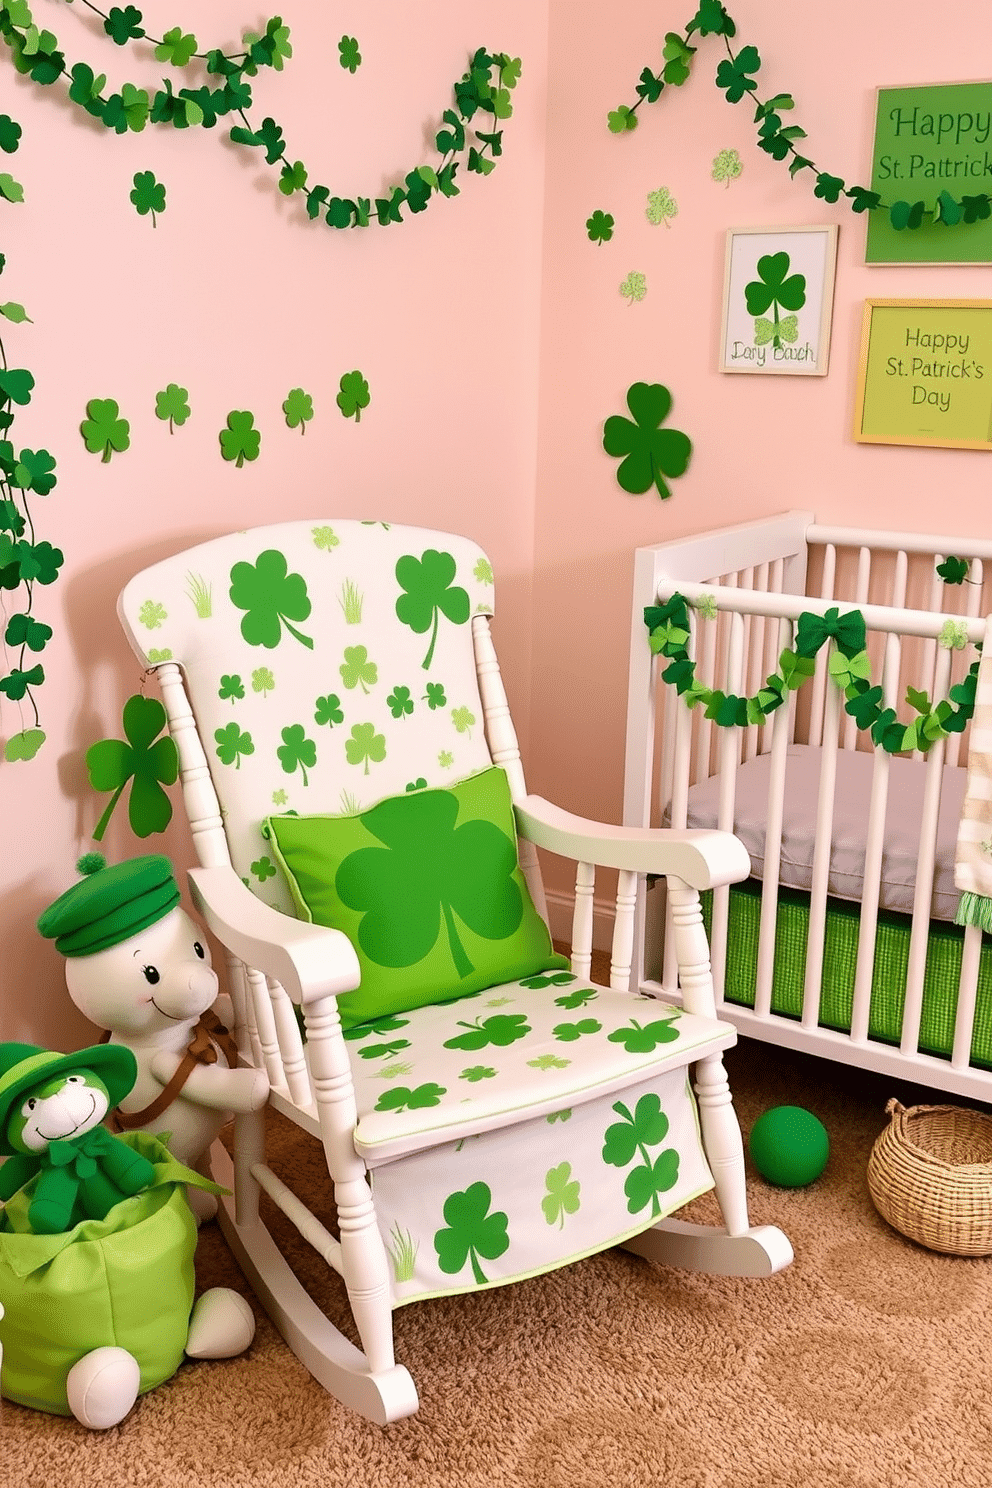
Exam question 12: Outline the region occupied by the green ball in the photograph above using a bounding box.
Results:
[748,1105,829,1188]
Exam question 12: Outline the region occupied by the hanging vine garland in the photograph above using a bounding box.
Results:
[0,3,522,231]
[609,0,990,235]
[0,105,59,763]
[645,592,980,757]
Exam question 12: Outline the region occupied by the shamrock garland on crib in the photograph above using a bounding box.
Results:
[0,2,520,231]
[610,1,990,235]
[645,592,979,757]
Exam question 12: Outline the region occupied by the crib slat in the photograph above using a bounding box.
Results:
[743,562,768,763]
[802,664,842,1028]
[807,544,835,748]
[850,632,902,1044]
[696,593,720,782]
[900,646,952,1057]
[841,547,871,751]
[947,558,984,769]
[662,628,696,992]
[754,618,794,1019]
[709,611,745,999]
[951,924,983,1069]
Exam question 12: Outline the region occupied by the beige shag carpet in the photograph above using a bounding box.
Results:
[5,1035,992,1488]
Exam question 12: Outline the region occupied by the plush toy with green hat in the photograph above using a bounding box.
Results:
[38,854,268,1222]
[0,1041,155,1233]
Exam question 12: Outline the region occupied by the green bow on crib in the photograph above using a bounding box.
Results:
[795,607,866,660]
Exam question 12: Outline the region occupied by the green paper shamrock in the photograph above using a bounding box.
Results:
[104,6,145,45]
[712,148,742,185]
[646,187,678,227]
[13,448,56,495]
[4,727,45,762]
[586,210,614,244]
[278,724,317,786]
[80,399,130,463]
[715,44,760,104]
[619,271,647,304]
[434,1181,509,1284]
[602,383,692,500]
[395,550,470,669]
[338,790,524,980]
[541,1162,581,1228]
[155,384,190,432]
[344,721,386,775]
[337,371,370,422]
[86,693,179,841]
[229,549,313,650]
[338,36,361,73]
[0,175,24,204]
[0,367,34,405]
[219,410,261,467]
[155,27,198,68]
[0,116,23,154]
[0,301,31,323]
[283,388,313,434]
[214,722,254,769]
[936,556,970,585]
[607,105,637,134]
[130,170,166,225]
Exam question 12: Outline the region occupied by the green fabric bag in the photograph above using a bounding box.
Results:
[0,1131,221,1415]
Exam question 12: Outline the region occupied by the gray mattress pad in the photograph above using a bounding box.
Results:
[676,743,966,923]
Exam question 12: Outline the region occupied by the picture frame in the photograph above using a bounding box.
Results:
[719,225,838,376]
[853,298,992,451]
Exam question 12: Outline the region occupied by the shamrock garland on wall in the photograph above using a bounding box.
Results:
[0,3,522,233]
[609,0,990,234]
[645,592,979,756]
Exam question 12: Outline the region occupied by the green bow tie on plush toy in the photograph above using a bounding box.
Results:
[0,1042,157,1235]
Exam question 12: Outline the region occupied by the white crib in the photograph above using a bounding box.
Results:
[624,509,992,1104]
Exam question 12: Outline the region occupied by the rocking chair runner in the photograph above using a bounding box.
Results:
[118,520,791,1425]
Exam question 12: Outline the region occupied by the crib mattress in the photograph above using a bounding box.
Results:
[702,880,992,1067]
[682,743,967,924]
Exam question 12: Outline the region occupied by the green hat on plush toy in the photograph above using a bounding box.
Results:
[37,852,181,958]
[0,1041,138,1155]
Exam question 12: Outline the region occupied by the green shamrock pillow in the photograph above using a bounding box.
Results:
[265,766,567,1030]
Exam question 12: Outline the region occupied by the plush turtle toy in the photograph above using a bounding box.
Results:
[0,1043,154,1234]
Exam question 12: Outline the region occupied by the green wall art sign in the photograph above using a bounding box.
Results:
[720,226,837,376]
[867,82,992,264]
[854,298,992,451]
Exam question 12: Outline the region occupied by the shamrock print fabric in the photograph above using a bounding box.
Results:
[368,1055,712,1306]
[118,521,498,914]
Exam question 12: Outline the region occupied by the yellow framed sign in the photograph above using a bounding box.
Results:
[854,299,992,450]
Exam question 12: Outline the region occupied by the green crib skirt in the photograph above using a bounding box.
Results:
[701,880,992,1069]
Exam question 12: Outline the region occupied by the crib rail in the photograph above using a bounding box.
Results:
[625,512,992,1105]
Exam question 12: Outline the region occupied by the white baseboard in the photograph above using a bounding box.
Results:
[544,890,615,953]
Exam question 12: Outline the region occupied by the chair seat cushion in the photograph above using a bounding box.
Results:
[348,971,735,1166]
[266,766,567,1029]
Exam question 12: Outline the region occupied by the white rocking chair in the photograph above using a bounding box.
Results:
[118,520,791,1424]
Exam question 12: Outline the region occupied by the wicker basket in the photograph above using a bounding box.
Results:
[867,1098,992,1255]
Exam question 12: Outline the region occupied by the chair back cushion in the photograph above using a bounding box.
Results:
[265,766,566,1028]
[119,521,498,917]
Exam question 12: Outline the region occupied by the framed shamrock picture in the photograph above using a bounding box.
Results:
[719,225,838,376]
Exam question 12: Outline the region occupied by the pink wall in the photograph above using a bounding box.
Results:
[1,2,549,1044]
[531,0,992,914]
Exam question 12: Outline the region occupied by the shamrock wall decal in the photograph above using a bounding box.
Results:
[602,382,692,499]
[129,169,166,225]
[85,693,179,840]
[337,370,370,422]
[219,409,261,467]
[155,383,190,433]
[80,398,131,462]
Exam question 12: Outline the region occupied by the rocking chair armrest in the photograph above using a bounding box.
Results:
[513,795,751,891]
[187,865,361,1009]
